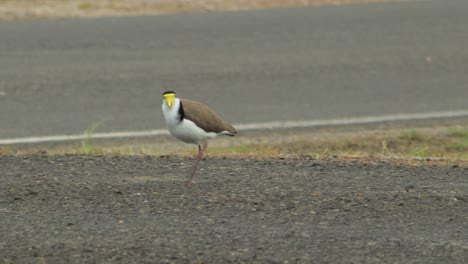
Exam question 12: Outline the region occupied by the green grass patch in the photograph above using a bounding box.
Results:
[81,121,105,155]
[448,126,468,138]
[78,2,94,10]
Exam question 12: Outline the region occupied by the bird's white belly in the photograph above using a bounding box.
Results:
[167,118,217,145]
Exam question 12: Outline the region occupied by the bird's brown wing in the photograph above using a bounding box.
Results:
[181,99,237,135]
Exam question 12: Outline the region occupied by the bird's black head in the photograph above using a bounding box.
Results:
[162,91,175,96]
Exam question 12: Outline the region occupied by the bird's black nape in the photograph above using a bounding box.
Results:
[162,91,175,95]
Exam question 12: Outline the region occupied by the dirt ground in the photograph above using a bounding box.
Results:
[1,154,467,263]
[0,0,395,21]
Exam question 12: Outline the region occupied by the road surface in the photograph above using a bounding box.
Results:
[1,0,468,139]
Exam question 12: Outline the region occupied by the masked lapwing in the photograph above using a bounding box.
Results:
[162,91,237,185]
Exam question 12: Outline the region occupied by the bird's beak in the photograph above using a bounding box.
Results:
[164,94,175,108]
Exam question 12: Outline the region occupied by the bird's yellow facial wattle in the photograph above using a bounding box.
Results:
[163,93,175,108]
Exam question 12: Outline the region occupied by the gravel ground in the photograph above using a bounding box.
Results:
[1,154,467,263]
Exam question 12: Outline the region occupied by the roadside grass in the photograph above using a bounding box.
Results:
[0,0,397,21]
[1,124,467,166]
[208,130,468,161]
[81,121,104,155]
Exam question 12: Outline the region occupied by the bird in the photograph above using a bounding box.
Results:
[161,91,237,185]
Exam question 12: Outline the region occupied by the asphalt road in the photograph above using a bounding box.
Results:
[1,0,468,139]
[1,155,467,262]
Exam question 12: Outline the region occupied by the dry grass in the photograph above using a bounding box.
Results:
[0,0,396,21]
[2,123,468,166]
[205,126,468,165]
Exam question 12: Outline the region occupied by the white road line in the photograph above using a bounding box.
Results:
[1,110,468,145]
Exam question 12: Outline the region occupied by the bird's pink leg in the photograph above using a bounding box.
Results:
[185,142,208,186]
